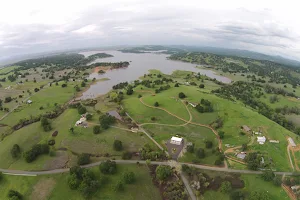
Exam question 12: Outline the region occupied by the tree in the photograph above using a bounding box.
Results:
[155,165,172,181]
[86,113,92,120]
[41,117,51,131]
[154,102,159,107]
[99,160,117,174]
[199,84,205,88]
[123,171,136,184]
[261,170,275,181]
[273,176,282,186]
[7,190,22,200]
[11,144,21,158]
[77,105,87,114]
[242,144,247,151]
[77,153,90,165]
[205,141,213,148]
[178,92,186,99]
[113,180,124,192]
[126,88,133,95]
[174,83,179,87]
[113,140,123,151]
[219,131,225,139]
[187,144,194,153]
[230,191,245,200]
[93,125,101,134]
[68,173,80,189]
[249,191,270,200]
[220,181,232,193]
[122,151,132,160]
[196,148,205,158]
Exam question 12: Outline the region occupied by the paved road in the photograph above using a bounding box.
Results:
[181,173,197,200]
[0,160,295,176]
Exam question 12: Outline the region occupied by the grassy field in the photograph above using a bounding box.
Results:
[0,164,161,200]
[143,124,219,165]
[0,108,156,170]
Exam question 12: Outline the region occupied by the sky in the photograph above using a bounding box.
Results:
[0,0,300,62]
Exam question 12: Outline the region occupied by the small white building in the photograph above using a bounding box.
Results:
[288,137,296,147]
[27,100,32,104]
[170,136,183,145]
[257,136,266,144]
[269,140,279,144]
[237,153,246,160]
[189,102,196,108]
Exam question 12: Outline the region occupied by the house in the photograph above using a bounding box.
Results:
[288,137,296,147]
[237,153,246,160]
[242,125,251,132]
[170,136,183,145]
[106,110,123,121]
[75,120,82,126]
[27,100,32,104]
[257,136,266,144]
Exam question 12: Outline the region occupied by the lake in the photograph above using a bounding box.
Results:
[80,51,231,99]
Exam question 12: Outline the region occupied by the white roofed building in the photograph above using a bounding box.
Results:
[257,136,266,144]
[170,136,183,145]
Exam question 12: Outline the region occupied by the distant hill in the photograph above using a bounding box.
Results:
[169,45,300,67]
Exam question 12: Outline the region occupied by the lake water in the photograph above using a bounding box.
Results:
[80,50,231,99]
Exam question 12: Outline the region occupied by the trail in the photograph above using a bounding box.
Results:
[287,144,295,171]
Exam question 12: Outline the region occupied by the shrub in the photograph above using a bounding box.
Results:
[61,83,67,88]
[154,102,159,107]
[196,148,205,158]
[199,84,205,88]
[178,92,186,99]
[77,153,90,165]
[93,125,101,134]
[122,151,132,160]
[48,139,55,146]
[123,171,136,184]
[138,94,142,98]
[86,113,92,120]
[113,140,123,151]
[99,160,117,174]
[7,190,22,200]
[205,141,213,148]
[219,131,225,139]
[156,165,172,181]
[174,83,179,87]
[11,144,21,158]
[220,181,232,193]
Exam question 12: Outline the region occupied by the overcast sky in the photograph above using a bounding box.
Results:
[0,0,300,61]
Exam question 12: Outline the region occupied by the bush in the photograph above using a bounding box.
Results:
[205,141,213,148]
[113,140,123,151]
[196,148,205,158]
[68,173,80,189]
[113,180,124,192]
[99,160,117,174]
[219,131,225,139]
[61,83,67,88]
[156,165,172,181]
[122,151,132,160]
[174,83,179,87]
[86,113,92,120]
[93,125,101,134]
[261,170,275,181]
[199,84,205,88]
[11,144,21,158]
[77,153,90,165]
[154,102,159,107]
[220,181,232,193]
[138,94,142,98]
[7,190,22,200]
[48,139,55,146]
[123,171,136,184]
[151,117,156,121]
[178,92,186,99]
[215,159,222,166]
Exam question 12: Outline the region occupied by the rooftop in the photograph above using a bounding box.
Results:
[171,136,183,142]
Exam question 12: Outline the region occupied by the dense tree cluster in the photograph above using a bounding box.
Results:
[155,165,173,181]
[23,144,50,163]
[99,160,117,174]
[77,153,90,165]
[139,144,165,161]
[195,99,214,113]
[11,144,21,158]
[99,114,116,129]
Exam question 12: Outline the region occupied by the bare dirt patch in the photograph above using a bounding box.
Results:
[43,151,69,170]
[30,178,56,200]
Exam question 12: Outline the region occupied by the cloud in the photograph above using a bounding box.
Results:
[0,0,300,61]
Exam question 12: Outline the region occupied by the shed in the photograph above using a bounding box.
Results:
[242,125,251,132]
[170,136,183,145]
[27,100,32,104]
[257,136,266,144]
[237,153,246,160]
[106,110,123,121]
[288,137,296,147]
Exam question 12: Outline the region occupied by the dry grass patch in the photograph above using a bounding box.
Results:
[30,178,56,200]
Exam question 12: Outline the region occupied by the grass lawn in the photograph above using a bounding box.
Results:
[0,164,162,200]
[1,81,77,126]
[143,124,219,165]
